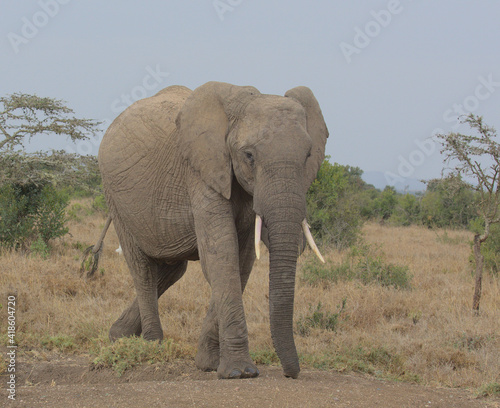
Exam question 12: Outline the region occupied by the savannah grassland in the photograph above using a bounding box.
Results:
[1,198,499,395]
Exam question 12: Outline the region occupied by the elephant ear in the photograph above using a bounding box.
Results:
[285,86,329,191]
[176,81,259,200]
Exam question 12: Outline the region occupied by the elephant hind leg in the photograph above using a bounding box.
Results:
[110,261,188,342]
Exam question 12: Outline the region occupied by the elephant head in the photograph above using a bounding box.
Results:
[176,82,328,378]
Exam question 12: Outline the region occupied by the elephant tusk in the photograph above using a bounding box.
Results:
[255,215,262,260]
[302,219,325,263]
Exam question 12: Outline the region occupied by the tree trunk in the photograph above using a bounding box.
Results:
[472,234,484,314]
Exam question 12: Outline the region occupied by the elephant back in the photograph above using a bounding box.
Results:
[98,85,192,190]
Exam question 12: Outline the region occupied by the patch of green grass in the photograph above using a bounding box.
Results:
[299,345,420,383]
[40,334,76,352]
[67,202,94,222]
[91,336,187,376]
[296,299,347,336]
[251,343,420,383]
[301,243,412,290]
[250,349,280,365]
[71,241,89,251]
[452,333,492,351]
[435,231,469,245]
[476,382,500,398]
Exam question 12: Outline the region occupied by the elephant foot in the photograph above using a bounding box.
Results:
[109,319,142,342]
[142,327,164,342]
[195,338,220,372]
[109,299,143,342]
[217,359,259,379]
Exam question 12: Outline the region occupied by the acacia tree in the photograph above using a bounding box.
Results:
[0,93,101,249]
[437,114,500,313]
[0,93,99,151]
[0,93,101,188]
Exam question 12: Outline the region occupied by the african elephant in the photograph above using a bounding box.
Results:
[89,81,329,379]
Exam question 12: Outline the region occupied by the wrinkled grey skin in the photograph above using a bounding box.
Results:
[98,82,328,379]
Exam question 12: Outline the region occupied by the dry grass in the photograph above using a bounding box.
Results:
[1,200,499,391]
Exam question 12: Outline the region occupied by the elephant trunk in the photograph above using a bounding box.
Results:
[255,165,305,378]
[268,218,302,378]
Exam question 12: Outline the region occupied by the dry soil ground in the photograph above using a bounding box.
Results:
[1,354,499,408]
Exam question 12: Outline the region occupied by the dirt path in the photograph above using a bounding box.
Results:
[1,356,499,408]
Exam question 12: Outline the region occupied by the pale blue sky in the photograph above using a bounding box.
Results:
[2,1,500,187]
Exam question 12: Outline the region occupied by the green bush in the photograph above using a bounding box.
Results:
[349,244,412,289]
[476,382,500,398]
[374,186,398,221]
[307,158,364,249]
[30,236,50,259]
[36,185,69,243]
[91,336,186,376]
[250,349,280,365]
[420,176,476,228]
[40,334,76,352]
[0,182,69,250]
[390,193,421,226]
[301,243,412,290]
[296,300,347,336]
[469,219,500,276]
[92,193,108,213]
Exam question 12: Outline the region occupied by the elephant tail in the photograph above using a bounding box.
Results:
[80,215,112,279]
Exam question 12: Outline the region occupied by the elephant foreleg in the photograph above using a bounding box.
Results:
[109,261,187,341]
[195,228,256,372]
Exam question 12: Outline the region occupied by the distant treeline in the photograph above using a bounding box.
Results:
[1,152,498,274]
[306,157,499,275]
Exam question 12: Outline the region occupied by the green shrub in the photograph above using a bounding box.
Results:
[390,193,421,226]
[91,336,186,376]
[307,158,364,249]
[420,176,476,228]
[374,186,398,221]
[301,258,353,286]
[0,182,69,250]
[476,382,500,398]
[92,193,108,213]
[250,349,280,365]
[36,185,69,243]
[296,299,347,336]
[301,244,412,290]
[0,184,32,248]
[40,334,76,352]
[67,202,94,221]
[353,245,412,289]
[30,236,50,259]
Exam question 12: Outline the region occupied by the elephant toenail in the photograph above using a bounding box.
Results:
[244,367,259,377]
[229,369,242,379]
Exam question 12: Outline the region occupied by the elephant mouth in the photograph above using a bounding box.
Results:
[254,214,324,263]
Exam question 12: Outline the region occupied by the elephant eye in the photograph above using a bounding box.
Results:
[244,151,254,165]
